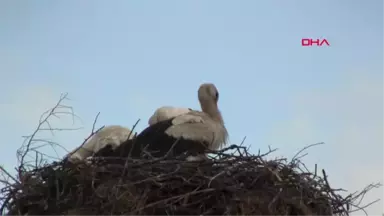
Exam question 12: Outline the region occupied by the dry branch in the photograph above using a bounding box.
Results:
[16,93,82,173]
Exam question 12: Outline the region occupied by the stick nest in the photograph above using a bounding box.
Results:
[0,145,369,215]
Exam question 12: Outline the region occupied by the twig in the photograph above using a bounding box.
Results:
[290,142,325,163]
[0,166,19,185]
[91,112,101,134]
[17,93,77,172]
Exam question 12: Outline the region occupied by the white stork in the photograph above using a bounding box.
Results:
[99,83,228,161]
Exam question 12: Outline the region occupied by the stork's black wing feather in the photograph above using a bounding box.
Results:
[94,117,209,159]
[132,118,209,158]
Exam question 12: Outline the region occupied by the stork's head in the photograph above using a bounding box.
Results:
[198,83,219,104]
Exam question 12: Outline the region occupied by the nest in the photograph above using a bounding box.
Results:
[0,145,369,215]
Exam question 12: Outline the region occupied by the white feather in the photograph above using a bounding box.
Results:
[67,125,134,163]
[148,106,192,125]
[186,155,208,162]
[165,111,228,151]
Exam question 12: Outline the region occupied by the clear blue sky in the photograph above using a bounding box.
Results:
[0,0,383,214]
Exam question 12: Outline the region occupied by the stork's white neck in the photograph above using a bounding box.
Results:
[200,101,224,125]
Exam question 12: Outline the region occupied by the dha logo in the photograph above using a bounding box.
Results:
[301,38,330,47]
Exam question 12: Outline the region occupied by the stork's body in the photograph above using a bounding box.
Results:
[95,83,228,160]
[66,125,135,163]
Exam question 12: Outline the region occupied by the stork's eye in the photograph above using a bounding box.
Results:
[215,92,219,100]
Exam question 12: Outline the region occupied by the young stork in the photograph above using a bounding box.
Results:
[66,125,135,163]
[100,83,228,160]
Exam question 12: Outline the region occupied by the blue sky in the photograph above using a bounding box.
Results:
[0,0,383,214]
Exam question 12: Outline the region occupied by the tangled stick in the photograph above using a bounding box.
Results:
[1,144,381,215]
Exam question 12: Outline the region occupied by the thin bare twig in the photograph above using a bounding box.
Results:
[17,93,80,171]
[290,142,325,163]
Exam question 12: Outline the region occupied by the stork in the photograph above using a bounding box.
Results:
[96,83,228,161]
[66,125,135,163]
